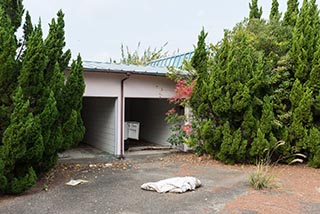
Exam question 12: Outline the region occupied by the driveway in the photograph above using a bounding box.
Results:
[0,152,248,214]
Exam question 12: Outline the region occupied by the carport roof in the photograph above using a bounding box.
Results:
[82,60,169,76]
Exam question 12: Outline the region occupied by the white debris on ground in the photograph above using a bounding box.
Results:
[65,179,89,186]
[89,163,113,168]
[141,176,201,193]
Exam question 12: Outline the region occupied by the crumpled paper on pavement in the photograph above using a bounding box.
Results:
[141,176,201,193]
[65,179,89,186]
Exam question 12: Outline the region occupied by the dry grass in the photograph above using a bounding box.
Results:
[249,163,279,190]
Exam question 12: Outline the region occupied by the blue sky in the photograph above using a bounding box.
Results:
[23,0,308,62]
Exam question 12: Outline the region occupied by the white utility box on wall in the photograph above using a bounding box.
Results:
[124,121,140,140]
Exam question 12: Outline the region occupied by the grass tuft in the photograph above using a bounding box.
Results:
[249,163,278,190]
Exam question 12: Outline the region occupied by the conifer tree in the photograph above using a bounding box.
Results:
[60,55,85,150]
[291,0,320,83]
[44,10,71,83]
[283,0,299,27]
[189,29,209,120]
[39,90,59,171]
[270,0,281,22]
[0,3,86,193]
[307,127,320,167]
[1,87,40,193]
[0,0,23,31]
[308,43,320,94]
[22,11,32,41]
[0,8,18,139]
[249,0,262,19]
[18,24,47,114]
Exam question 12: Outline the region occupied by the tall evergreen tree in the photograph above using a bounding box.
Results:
[291,0,320,83]
[1,87,40,194]
[0,3,86,193]
[249,0,262,19]
[189,29,209,120]
[270,0,281,22]
[283,0,299,27]
[44,10,71,83]
[59,55,85,151]
[18,23,47,114]
[0,8,18,142]
[0,0,23,31]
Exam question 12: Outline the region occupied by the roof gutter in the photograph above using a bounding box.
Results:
[119,73,130,159]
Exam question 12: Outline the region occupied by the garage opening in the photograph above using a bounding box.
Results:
[81,97,117,154]
[125,98,176,151]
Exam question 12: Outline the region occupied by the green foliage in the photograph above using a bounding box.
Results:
[0,5,85,194]
[18,24,47,113]
[185,0,320,168]
[1,88,40,194]
[306,127,320,167]
[0,8,18,139]
[217,123,247,164]
[22,11,33,41]
[290,0,320,83]
[7,167,36,194]
[250,128,270,158]
[60,55,85,150]
[249,0,262,19]
[189,29,209,120]
[283,0,299,27]
[165,108,186,146]
[119,42,168,65]
[270,0,281,22]
[0,0,23,31]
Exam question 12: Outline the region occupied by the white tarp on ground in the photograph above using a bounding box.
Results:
[141,176,201,193]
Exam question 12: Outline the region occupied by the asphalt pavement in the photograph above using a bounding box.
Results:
[0,151,249,214]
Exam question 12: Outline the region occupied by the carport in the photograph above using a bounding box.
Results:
[80,61,176,157]
[125,98,174,148]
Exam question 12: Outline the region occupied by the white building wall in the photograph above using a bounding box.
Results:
[83,72,122,97]
[82,97,116,154]
[140,99,172,146]
[124,75,175,98]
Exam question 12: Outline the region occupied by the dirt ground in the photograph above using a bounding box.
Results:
[0,152,319,214]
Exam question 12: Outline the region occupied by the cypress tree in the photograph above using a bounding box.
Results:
[184,1,320,167]
[307,127,320,167]
[0,3,86,193]
[291,0,320,83]
[39,90,59,171]
[0,8,18,139]
[217,123,247,164]
[250,128,269,158]
[60,55,85,150]
[307,38,320,94]
[1,87,40,194]
[18,23,47,114]
[270,0,281,22]
[289,88,313,152]
[0,0,23,31]
[249,0,262,19]
[22,11,33,41]
[283,0,299,27]
[189,29,210,120]
[44,10,70,83]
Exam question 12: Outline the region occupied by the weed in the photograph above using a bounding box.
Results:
[43,184,49,192]
[249,163,278,190]
[248,141,306,190]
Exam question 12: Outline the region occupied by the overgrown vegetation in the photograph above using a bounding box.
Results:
[168,0,320,168]
[0,0,85,194]
[118,42,169,65]
[249,163,278,190]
